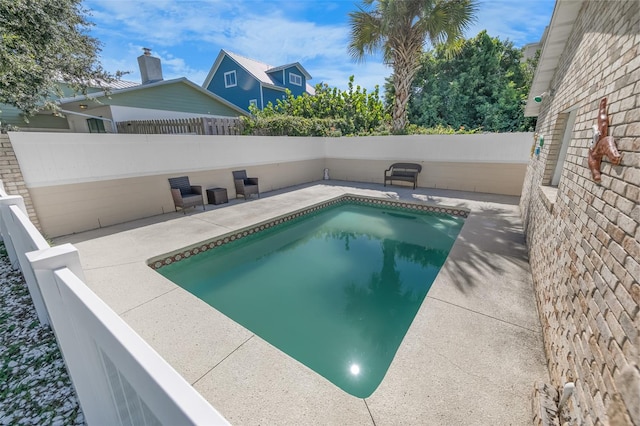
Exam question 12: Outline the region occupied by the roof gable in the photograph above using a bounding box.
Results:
[202,50,314,94]
[266,62,311,80]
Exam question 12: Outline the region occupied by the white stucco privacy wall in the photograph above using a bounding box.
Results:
[324,133,532,195]
[8,133,326,187]
[6,132,532,237]
[325,133,532,163]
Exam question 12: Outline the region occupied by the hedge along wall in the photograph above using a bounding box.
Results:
[519,1,639,424]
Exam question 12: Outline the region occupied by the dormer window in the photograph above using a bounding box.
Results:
[289,73,302,86]
[224,70,237,88]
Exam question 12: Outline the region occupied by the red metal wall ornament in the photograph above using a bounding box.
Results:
[588,97,622,182]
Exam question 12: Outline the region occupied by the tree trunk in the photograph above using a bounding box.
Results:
[391,56,416,133]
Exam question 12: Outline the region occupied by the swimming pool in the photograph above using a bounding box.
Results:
[151,195,466,398]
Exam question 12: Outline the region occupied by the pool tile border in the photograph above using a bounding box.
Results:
[148,194,469,270]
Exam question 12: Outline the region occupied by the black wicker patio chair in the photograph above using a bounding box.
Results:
[168,176,205,213]
[232,170,260,200]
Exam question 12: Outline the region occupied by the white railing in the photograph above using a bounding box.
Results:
[0,183,228,425]
[0,191,50,324]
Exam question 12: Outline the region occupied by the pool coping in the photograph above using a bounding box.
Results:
[148,193,470,270]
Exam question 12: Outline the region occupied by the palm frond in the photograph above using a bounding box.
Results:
[346,0,479,132]
[348,8,385,62]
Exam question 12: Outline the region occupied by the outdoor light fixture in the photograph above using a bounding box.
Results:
[534,92,546,103]
[79,104,88,110]
[534,89,556,103]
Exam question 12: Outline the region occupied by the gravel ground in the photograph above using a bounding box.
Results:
[0,244,85,425]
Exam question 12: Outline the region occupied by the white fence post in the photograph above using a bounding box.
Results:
[0,182,52,325]
[0,194,27,269]
[26,245,115,425]
[0,179,229,425]
[26,245,229,426]
[2,204,50,325]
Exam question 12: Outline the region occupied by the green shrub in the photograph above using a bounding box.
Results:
[405,124,483,135]
[241,75,488,137]
[241,115,350,137]
[243,76,390,136]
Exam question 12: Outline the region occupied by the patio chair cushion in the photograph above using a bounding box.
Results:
[170,176,194,196]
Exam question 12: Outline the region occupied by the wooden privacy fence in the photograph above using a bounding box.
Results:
[116,117,244,135]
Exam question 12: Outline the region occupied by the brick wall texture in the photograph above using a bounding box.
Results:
[520,1,639,425]
[0,134,41,230]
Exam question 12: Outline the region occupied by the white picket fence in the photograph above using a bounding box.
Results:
[0,182,229,425]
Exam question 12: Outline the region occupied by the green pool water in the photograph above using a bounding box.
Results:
[159,202,464,398]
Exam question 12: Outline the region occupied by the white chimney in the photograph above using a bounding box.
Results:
[137,48,163,84]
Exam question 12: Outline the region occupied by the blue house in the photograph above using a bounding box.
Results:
[202,50,314,112]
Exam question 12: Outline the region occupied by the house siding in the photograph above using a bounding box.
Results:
[205,52,312,111]
[58,83,103,98]
[99,83,241,117]
[0,104,70,130]
[0,82,90,130]
[206,56,261,112]
[283,66,307,97]
[520,1,639,425]
[262,87,287,109]
[268,70,284,86]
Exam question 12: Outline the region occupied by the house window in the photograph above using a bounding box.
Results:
[289,73,302,86]
[550,108,578,186]
[249,99,257,109]
[224,70,237,88]
[87,118,106,133]
[536,106,580,210]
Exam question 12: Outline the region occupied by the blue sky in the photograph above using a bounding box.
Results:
[84,0,556,91]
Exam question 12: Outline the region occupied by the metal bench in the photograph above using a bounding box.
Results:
[384,163,422,189]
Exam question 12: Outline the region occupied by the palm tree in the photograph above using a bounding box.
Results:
[348,0,477,133]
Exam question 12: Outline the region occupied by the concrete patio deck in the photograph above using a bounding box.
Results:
[53,181,549,425]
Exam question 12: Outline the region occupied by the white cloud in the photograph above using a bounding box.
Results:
[155,52,210,85]
[213,16,348,65]
[315,61,391,92]
[86,0,386,89]
[104,47,210,85]
[87,0,250,46]
[85,0,553,93]
[468,0,555,46]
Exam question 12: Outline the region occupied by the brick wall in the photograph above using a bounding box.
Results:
[0,134,41,230]
[520,1,639,424]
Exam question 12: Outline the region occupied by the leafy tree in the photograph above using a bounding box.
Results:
[242,76,390,136]
[0,0,116,118]
[348,0,477,133]
[405,31,537,132]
